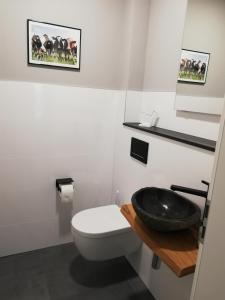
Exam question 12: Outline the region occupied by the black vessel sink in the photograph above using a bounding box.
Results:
[131,187,201,232]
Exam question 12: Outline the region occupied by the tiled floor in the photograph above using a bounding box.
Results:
[0,243,155,300]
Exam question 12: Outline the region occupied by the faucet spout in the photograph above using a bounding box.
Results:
[170,184,208,198]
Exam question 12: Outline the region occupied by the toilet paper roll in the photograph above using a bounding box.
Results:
[59,184,74,203]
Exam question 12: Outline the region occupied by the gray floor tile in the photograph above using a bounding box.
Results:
[47,268,91,300]
[0,275,18,300]
[0,243,155,300]
[69,254,136,288]
[75,289,116,300]
[0,255,16,277]
[16,274,50,300]
[15,251,44,277]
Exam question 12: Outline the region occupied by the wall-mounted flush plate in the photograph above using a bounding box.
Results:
[130,137,149,164]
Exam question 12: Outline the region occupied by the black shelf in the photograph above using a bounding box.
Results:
[123,122,216,152]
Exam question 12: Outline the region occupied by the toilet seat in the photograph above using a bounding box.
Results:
[71,205,131,238]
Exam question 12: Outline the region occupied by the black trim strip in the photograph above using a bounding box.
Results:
[123,122,216,152]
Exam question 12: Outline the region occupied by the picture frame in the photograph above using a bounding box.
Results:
[27,19,81,70]
[178,49,210,84]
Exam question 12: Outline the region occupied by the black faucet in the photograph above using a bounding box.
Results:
[171,181,210,241]
[170,180,209,199]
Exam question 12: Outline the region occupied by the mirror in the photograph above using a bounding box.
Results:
[123,0,189,126]
[175,0,225,115]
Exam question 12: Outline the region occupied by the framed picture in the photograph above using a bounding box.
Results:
[27,20,81,70]
[178,49,210,84]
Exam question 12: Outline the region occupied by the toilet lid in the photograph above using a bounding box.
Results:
[71,205,131,238]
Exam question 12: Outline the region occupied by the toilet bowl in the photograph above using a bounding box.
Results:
[71,205,141,261]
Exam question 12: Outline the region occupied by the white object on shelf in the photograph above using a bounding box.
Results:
[139,110,159,127]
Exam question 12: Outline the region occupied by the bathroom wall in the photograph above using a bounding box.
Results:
[124,0,151,91]
[0,0,129,90]
[125,0,221,137]
[141,92,220,140]
[0,0,152,258]
[0,80,123,256]
[177,0,225,98]
[113,95,216,300]
[143,0,188,92]
[125,0,189,123]
[116,0,220,299]
[175,0,225,115]
[0,0,132,256]
[0,1,221,299]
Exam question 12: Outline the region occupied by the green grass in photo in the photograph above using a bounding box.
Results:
[32,52,77,66]
[179,71,204,81]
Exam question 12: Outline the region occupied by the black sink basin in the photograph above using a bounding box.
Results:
[131,187,201,232]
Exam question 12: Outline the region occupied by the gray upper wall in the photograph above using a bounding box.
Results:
[177,0,225,98]
[143,0,188,92]
[121,0,188,92]
[1,0,204,93]
[125,0,151,91]
[0,0,131,90]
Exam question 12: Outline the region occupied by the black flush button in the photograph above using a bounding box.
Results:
[130,137,149,164]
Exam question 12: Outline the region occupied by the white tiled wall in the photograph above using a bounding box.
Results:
[0,80,123,256]
[0,79,220,300]
[125,91,221,140]
[113,93,218,300]
[113,122,216,300]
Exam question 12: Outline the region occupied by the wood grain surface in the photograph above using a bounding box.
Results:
[121,204,198,277]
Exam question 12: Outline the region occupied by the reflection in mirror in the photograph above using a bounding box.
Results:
[124,0,222,142]
[175,0,225,115]
[124,0,151,124]
[124,0,188,126]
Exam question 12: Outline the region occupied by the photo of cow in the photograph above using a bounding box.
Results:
[27,20,81,70]
[178,49,210,84]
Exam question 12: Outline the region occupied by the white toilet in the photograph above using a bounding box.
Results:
[71,204,141,261]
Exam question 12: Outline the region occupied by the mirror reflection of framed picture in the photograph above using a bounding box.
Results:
[27,19,81,70]
[178,49,210,84]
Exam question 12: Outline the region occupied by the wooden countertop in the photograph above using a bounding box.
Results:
[121,204,198,277]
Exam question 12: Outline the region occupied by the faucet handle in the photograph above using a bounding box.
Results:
[201,180,210,199]
[201,180,209,186]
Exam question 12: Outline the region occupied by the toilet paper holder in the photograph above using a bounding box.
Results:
[56,178,74,192]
